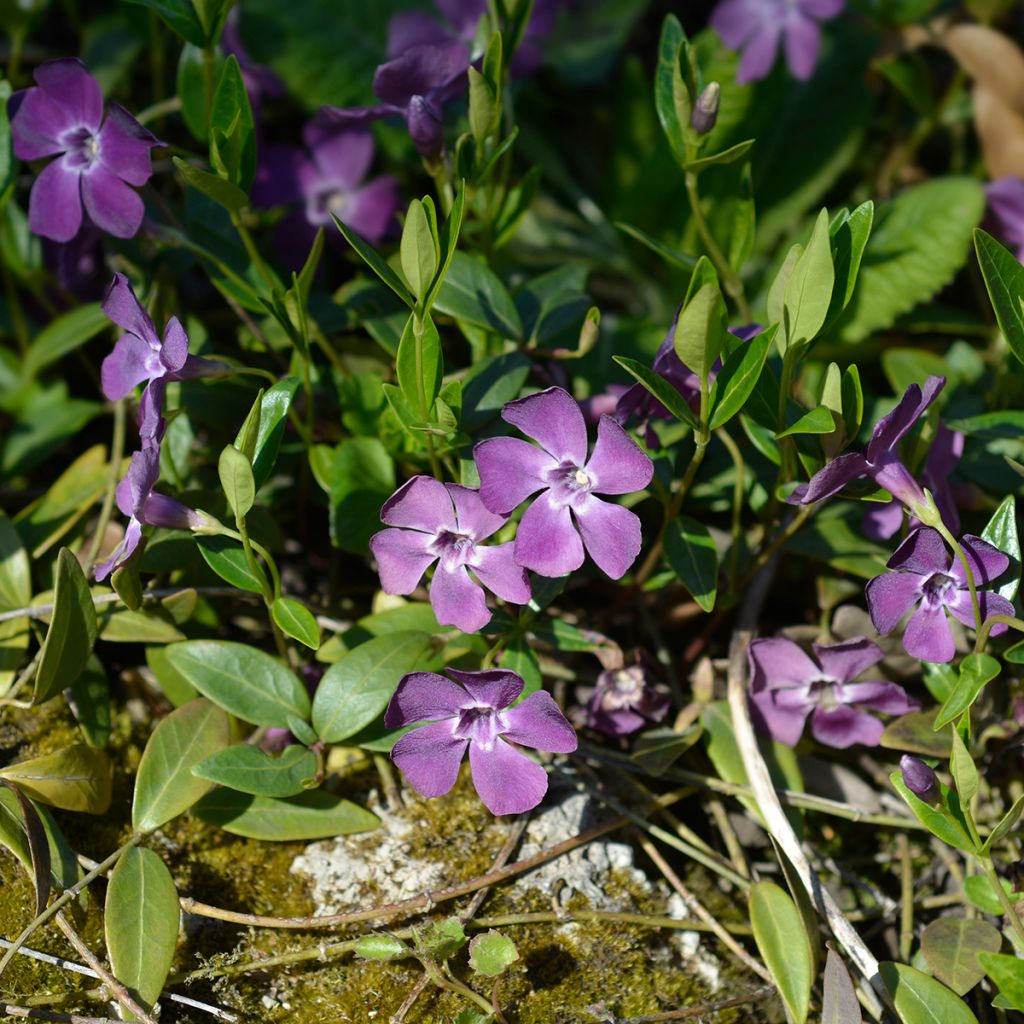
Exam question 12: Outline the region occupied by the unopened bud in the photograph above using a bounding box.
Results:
[691,82,720,136]
[900,755,940,804]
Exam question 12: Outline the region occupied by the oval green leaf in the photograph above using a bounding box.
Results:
[271,596,320,650]
[978,952,1024,1011]
[0,743,112,814]
[197,535,267,594]
[921,917,1001,996]
[664,516,718,612]
[192,744,317,798]
[218,444,256,520]
[879,961,980,1024]
[748,881,813,1024]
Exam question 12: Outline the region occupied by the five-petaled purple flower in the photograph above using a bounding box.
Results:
[100,273,227,440]
[10,58,164,242]
[748,636,918,748]
[474,387,654,580]
[385,667,577,815]
[369,476,530,634]
[584,665,671,738]
[985,177,1024,262]
[865,527,1012,664]
[95,438,206,581]
[710,0,844,84]
[789,375,945,520]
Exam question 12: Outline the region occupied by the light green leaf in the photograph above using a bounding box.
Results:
[238,376,300,491]
[748,881,813,1024]
[782,208,834,350]
[218,444,256,520]
[210,55,256,189]
[400,198,438,302]
[396,311,443,418]
[193,743,317,798]
[612,355,699,430]
[469,931,519,977]
[674,280,727,382]
[196,536,266,594]
[0,744,112,814]
[981,793,1024,855]
[934,653,1000,729]
[173,156,248,212]
[23,303,107,379]
[775,405,835,438]
[356,934,408,961]
[878,961,980,1024]
[433,252,522,338]
[708,326,774,429]
[654,15,692,168]
[663,516,717,612]
[890,770,976,853]
[684,138,754,173]
[949,729,978,805]
[271,597,320,650]
[979,952,1024,1011]
[0,786,82,894]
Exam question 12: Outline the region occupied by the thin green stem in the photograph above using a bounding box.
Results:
[981,857,1024,951]
[975,613,1024,654]
[84,399,126,575]
[230,210,278,293]
[430,962,495,1018]
[201,44,217,128]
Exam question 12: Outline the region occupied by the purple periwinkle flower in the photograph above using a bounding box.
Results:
[899,755,939,803]
[789,375,945,519]
[10,58,164,242]
[865,528,1012,664]
[474,387,654,580]
[100,273,228,440]
[584,665,671,738]
[710,0,844,84]
[691,83,721,135]
[985,177,1024,262]
[748,636,918,748]
[369,476,531,634]
[384,668,578,815]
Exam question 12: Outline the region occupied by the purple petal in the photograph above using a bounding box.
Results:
[406,94,445,158]
[34,58,103,132]
[385,671,467,726]
[435,0,487,36]
[886,527,949,574]
[391,720,468,797]
[116,447,160,517]
[102,272,160,346]
[710,0,759,48]
[946,590,1014,635]
[788,452,868,505]
[867,376,945,463]
[305,126,374,190]
[137,379,167,440]
[380,475,456,533]
[513,495,584,577]
[502,387,589,465]
[737,22,782,83]
[903,602,955,663]
[470,543,531,605]
[251,145,307,207]
[783,17,820,80]
[865,571,922,634]
[369,527,437,594]
[836,680,919,715]
[862,500,903,542]
[28,159,83,243]
[448,668,523,710]
[316,104,399,131]
[749,690,811,747]
[101,333,156,401]
[811,637,883,685]
[447,483,507,541]
[469,737,548,815]
[159,316,189,373]
[798,0,844,16]
[388,11,455,57]
[97,103,162,186]
[141,492,202,529]
[10,87,70,159]
[810,705,884,748]
[950,534,1010,588]
[336,176,400,245]
[81,164,145,238]
[584,416,654,496]
[169,353,230,382]
[474,436,555,514]
[429,563,491,633]
[502,691,578,753]
[373,42,469,107]
[572,496,643,579]
[93,517,142,581]
[748,637,820,692]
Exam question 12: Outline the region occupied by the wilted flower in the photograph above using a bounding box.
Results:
[474,387,654,579]
[748,636,918,748]
[384,668,578,815]
[985,177,1024,262]
[710,0,844,84]
[899,755,939,803]
[100,273,228,440]
[10,58,164,242]
[584,665,671,737]
[369,476,531,634]
[789,375,945,519]
[865,527,1012,663]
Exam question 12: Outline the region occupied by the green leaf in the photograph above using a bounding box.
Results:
[890,770,976,853]
[468,34,501,145]
[0,744,112,814]
[233,388,263,464]
[654,15,691,168]
[783,208,834,351]
[193,743,317,798]
[664,516,718,612]
[981,793,1024,855]
[825,201,874,328]
[684,138,754,173]
[312,631,433,743]
[22,303,107,379]
[173,156,248,212]
[132,698,232,832]
[105,847,179,1020]
[271,597,320,650]
[418,918,467,959]
[165,641,311,727]
[210,54,256,189]
[238,376,300,491]
[978,952,1024,1011]
[776,405,835,438]
[68,656,110,749]
[615,221,697,270]
[920,917,1001,996]
[424,181,465,312]
[949,729,978,805]
[748,881,813,1024]
[0,78,15,202]
[192,787,379,840]
[177,43,221,142]
[708,326,774,429]
[878,962,980,1024]
[612,355,699,430]
[218,444,256,520]
[99,607,186,644]
[836,178,984,342]
[197,535,266,594]
[964,874,1019,916]
[0,786,82,894]
[0,510,31,696]
[35,548,98,704]
[399,197,438,303]
[396,311,443,417]
[822,948,862,1024]
[674,279,727,382]
[461,352,531,431]
[327,437,396,553]
[356,934,408,961]
[433,252,522,338]
[0,780,50,917]
[980,495,1020,601]
[974,229,1024,369]
[123,0,206,47]
[468,931,519,977]
[934,653,1000,729]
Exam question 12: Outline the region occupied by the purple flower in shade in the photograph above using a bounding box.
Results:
[320,41,470,160]
[748,636,918,748]
[900,755,939,803]
[789,375,945,519]
[369,476,531,634]
[384,668,578,815]
[94,437,207,581]
[863,425,964,541]
[251,124,399,250]
[710,0,844,84]
[474,387,654,580]
[584,665,671,738]
[985,177,1024,262]
[100,273,228,440]
[10,58,164,242]
[865,527,1013,664]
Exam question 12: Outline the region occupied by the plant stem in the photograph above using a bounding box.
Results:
[981,857,1024,951]
[715,426,745,592]
[975,613,1024,654]
[201,44,217,127]
[229,210,278,293]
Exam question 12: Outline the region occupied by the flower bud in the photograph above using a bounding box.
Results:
[691,82,720,136]
[900,755,940,803]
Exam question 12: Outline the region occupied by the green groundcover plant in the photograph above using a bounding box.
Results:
[5,0,1024,1021]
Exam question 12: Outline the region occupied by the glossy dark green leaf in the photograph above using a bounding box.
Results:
[133,698,232,832]
[197,535,266,594]
[434,252,522,338]
[980,495,1020,601]
[499,635,542,699]
[612,355,699,430]
[934,653,1000,729]
[0,744,112,814]
[312,631,434,743]
[708,325,774,429]
[68,655,110,749]
[0,786,82,899]
[878,961,980,1024]
[974,228,1024,369]
[176,43,221,142]
[0,780,50,916]
[35,548,97,704]
[396,311,443,417]
[654,14,691,168]
[748,881,812,1024]
[271,597,320,650]
[172,156,248,211]
[193,787,379,839]
[461,352,531,431]
[210,54,256,189]
[236,376,300,491]
[920,917,1001,996]
[979,953,1024,1011]
[122,0,206,47]
[664,516,718,612]
[331,211,414,308]
[22,303,107,379]
[193,743,317,797]
[327,436,395,553]
[106,847,179,1019]
[0,78,14,201]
